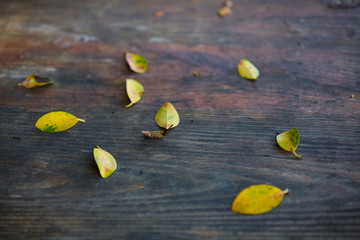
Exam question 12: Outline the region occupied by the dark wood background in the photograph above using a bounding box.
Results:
[0,0,359,239]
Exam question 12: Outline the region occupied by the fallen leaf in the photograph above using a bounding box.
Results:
[237,59,260,80]
[141,130,168,139]
[141,125,172,139]
[231,184,289,214]
[125,79,144,108]
[155,102,180,130]
[218,6,232,17]
[17,75,53,88]
[93,146,117,178]
[218,0,233,17]
[193,69,200,76]
[276,128,301,157]
[154,11,164,18]
[35,111,85,133]
[125,52,148,73]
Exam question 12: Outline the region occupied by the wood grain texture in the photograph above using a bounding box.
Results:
[0,0,359,239]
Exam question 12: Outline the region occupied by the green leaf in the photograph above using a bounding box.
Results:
[276,128,301,157]
[155,102,180,130]
[125,52,148,73]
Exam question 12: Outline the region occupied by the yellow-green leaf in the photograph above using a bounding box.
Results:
[35,111,85,133]
[17,75,53,89]
[237,59,260,80]
[218,0,233,17]
[155,102,180,130]
[276,128,301,157]
[125,52,148,73]
[93,146,117,178]
[125,79,144,108]
[218,6,232,17]
[231,184,289,215]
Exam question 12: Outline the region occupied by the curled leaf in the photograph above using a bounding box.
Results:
[17,75,53,89]
[125,52,148,73]
[141,130,167,139]
[93,146,117,178]
[231,184,289,215]
[125,79,144,108]
[237,59,260,80]
[35,111,85,133]
[155,102,180,130]
[142,125,172,139]
[276,128,301,157]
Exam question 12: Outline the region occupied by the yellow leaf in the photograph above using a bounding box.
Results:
[35,111,85,133]
[17,75,53,89]
[231,184,289,214]
[237,59,260,80]
[93,146,117,178]
[125,79,144,108]
[218,6,232,17]
[155,102,180,130]
[276,128,301,157]
[218,0,233,17]
[125,52,148,73]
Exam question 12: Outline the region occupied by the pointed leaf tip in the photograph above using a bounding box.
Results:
[231,184,288,214]
[35,111,85,133]
[125,52,148,73]
[276,128,301,158]
[237,59,260,80]
[125,79,144,108]
[155,102,180,130]
[93,146,117,178]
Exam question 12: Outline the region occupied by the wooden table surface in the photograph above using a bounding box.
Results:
[0,0,359,239]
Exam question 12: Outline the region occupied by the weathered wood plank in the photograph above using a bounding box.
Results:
[0,0,359,239]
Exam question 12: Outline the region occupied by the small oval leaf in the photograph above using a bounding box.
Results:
[231,184,289,215]
[276,128,301,157]
[155,102,180,130]
[125,52,148,73]
[237,59,260,80]
[35,111,85,133]
[93,146,117,178]
[125,79,144,108]
[17,75,53,89]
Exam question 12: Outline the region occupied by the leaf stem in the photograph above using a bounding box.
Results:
[292,150,301,158]
[125,102,134,108]
[37,81,54,86]
[17,83,23,86]
[77,118,86,123]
